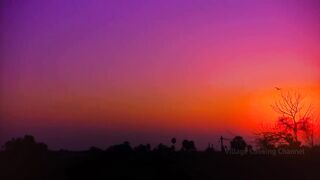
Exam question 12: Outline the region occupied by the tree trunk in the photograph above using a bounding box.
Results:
[293,123,298,143]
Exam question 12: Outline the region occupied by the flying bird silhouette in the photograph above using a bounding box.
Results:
[275,87,281,91]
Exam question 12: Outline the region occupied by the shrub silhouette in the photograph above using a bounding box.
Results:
[107,141,133,154]
[230,136,247,151]
[181,139,196,152]
[3,135,48,155]
[205,143,215,152]
[153,143,172,153]
[134,144,151,153]
[171,137,177,151]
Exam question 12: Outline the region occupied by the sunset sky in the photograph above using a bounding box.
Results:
[1,0,320,149]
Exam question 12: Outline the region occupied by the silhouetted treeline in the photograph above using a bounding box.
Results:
[1,135,320,180]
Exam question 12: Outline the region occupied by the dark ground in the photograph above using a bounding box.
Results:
[1,148,320,180]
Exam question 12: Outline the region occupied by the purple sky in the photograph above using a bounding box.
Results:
[1,0,320,150]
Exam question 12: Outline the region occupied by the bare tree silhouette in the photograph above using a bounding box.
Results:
[257,89,317,148]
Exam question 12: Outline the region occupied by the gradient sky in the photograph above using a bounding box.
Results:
[1,0,320,149]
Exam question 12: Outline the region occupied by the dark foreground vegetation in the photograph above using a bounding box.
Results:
[1,135,320,180]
